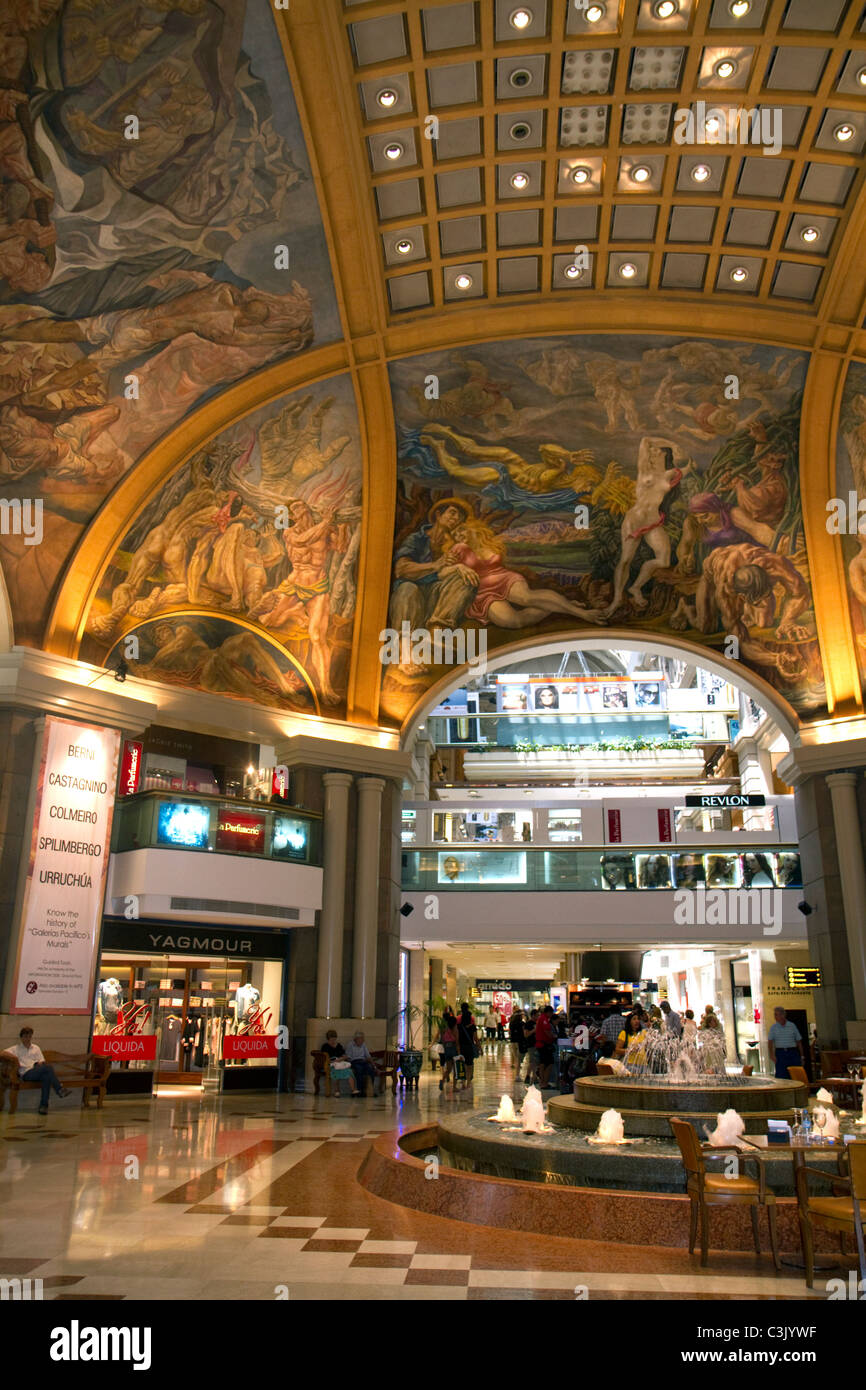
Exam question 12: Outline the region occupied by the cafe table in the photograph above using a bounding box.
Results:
[740,1132,855,1271]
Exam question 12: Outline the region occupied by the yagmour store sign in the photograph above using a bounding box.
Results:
[12,718,120,1014]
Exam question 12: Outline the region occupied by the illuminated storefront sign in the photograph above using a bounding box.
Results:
[685,794,766,808]
[119,740,142,796]
[216,809,266,854]
[91,1035,158,1060]
[12,718,120,1014]
[223,1035,278,1059]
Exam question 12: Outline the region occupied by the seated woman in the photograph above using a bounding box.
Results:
[614,1013,648,1067]
[344,1031,378,1097]
[319,1029,358,1095]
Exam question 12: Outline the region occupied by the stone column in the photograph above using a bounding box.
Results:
[352,777,385,1018]
[315,772,353,1018]
[825,772,866,1022]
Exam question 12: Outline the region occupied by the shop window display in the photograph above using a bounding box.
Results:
[742,851,776,887]
[705,854,741,889]
[636,853,672,889]
[547,810,582,843]
[775,851,802,888]
[436,850,526,884]
[673,853,706,889]
[600,853,636,890]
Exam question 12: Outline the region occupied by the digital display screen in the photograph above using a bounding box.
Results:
[272,815,308,862]
[157,802,210,848]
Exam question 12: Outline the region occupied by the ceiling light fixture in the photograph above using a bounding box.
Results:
[730,265,748,282]
[395,238,414,255]
[384,141,404,160]
[631,164,651,182]
[653,0,678,17]
[510,69,532,88]
[377,88,398,108]
[510,121,532,140]
[857,67,866,88]
[691,162,711,182]
[571,165,592,184]
[729,0,750,16]
[455,273,474,290]
[714,59,737,80]
[619,261,637,278]
[510,170,530,189]
[586,2,605,21]
[564,263,584,279]
[800,226,819,243]
[509,7,532,28]
[704,115,721,135]
[834,122,855,143]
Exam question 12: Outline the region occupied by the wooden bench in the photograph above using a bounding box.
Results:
[310,1050,356,1096]
[0,1051,110,1114]
[370,1048,399,1096]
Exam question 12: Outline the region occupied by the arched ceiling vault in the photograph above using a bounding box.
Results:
[41,0,866,730]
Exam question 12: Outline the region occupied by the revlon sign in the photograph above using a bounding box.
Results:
[223,1035,278,1059]
[215,809,265,854]
[92,1035,158,1060]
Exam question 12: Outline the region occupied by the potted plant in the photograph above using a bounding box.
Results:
[389,1003,429,1090]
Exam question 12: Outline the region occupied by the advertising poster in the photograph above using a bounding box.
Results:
[216,809,266,854]
[12,718,120,1014]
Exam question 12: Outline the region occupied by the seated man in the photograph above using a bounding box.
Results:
[344,1030,378,1097]
[319,1029,358,1095]
[2,1027,71,1114]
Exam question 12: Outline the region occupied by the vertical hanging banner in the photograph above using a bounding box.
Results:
[119,740,142,796]
[607,809,622,843]
[12,718,120,1014]
[657,808,673,843]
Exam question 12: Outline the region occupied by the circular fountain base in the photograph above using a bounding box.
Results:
[550,1074,808,1138]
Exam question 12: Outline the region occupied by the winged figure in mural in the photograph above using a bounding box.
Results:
[409,356,516,428]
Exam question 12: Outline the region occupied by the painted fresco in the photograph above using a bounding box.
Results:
[80,377,361,712]
[835,359,866,688]
[0,0,339,642]
[384,336,822,724]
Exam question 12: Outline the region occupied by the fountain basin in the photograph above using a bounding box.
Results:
[550,1074,808,1137]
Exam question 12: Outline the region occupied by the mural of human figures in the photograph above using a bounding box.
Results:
[0,0,340,644]
[383,335,823,725]
[835,359,866,691]
[81,377,362,712]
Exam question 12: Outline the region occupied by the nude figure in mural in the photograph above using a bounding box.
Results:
[601,437,685,617]
[250,500,341,706]
[135,623,308,709]
[445,519,605,629]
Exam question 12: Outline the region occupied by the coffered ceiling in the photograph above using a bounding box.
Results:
[338,0,866,316]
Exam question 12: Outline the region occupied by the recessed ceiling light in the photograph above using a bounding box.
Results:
[704,115,721,136]
[729,0,750,16]
[571,165,592,184]
[730,265,748,282]
[714,59,737,80]
[857,67,866,88]
[377,88,398,108]
[586,2,605,20]
[455,273,473,290]
[691,162,711,182]
[510,170,530,190]
[800,226,819,243]
[509,7,532,28]
[510,69,532,89]
[564,263,584,279]
[510,121,532,141]
[384,142,404,160]
[834,122,856,143]
[395,238,414,255]
[619,262,637,279]
[631,164,651,183]
[653,0,677,16]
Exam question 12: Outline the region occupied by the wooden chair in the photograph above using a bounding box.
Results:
[669,1117,780,1269]
[820,1049,859,1080]
[797,1140,866,1288]
[785,1064,822,1095]
[370,1048,399,1095]
[310,1050,331,1096]
[741,1064,753,1076]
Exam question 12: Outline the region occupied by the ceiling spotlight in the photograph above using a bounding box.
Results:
[564,262,584,279]
[714,59,737,80]
[384,142,404,160]
[455,273,474,289]
[730,265,748,282]
[691,162,711,182]
[653,0,678,16]
[509,7,532,28]
[857,67,866,88]
[619,261,637,279]
[834,122,856,143]
[510,121,532,140]
[510,170,530,190]
[704,115,721,136]
[800,226,819,243]
[377,88,398,108]
[729,0,750,15]
[571,165,592,184]
[510,69,532,88]
[586,2,605,20]
[395,238,414,255]
[631,164,652,182]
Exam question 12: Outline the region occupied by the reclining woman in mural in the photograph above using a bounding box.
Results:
[389,497,480,635]
[445,517,604,630]
[601,436,687,617]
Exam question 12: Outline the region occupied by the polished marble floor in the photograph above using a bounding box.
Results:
[0,1046,833,1301]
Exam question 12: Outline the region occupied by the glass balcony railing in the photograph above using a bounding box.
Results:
[401,847,801,892]
[112,790,322,866]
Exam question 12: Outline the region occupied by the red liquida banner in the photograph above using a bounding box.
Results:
[223,1034,278,1059]
[215,809,266,854]
[91,1035,158,1061]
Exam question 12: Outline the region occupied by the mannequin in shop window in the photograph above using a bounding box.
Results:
[234,982,261,1025]
[600,855,635,890]
[97,978,124,1025]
